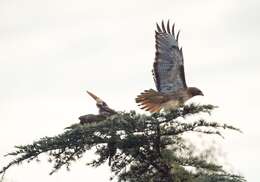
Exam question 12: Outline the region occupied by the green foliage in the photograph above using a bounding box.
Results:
[0,104,245,182]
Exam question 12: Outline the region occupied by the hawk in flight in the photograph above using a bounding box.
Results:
[136,21,203,113]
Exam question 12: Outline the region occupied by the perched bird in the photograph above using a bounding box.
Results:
[66,91,118,165]
[79,91,117,124]
[136,21,204,113]
[85,91,117,166]
[87,91,117,116]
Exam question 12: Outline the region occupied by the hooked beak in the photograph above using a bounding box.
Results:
[200,92,204,96]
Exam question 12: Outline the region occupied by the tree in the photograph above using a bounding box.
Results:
[0,104,245,182]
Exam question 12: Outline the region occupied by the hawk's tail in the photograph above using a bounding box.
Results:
[135,89,163,113]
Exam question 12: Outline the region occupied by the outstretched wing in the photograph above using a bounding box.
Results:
[153,20,187,93]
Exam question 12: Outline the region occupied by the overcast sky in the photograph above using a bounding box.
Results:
[0,0,259,181]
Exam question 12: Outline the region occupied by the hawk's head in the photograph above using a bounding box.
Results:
[187,87,204,97]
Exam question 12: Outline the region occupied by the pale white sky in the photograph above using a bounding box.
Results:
[0,0,259,181]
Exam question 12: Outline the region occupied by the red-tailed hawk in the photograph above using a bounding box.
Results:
[79,91,117,124]
[136,21,203,113]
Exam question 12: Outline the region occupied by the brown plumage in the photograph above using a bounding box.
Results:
[87,91,117,116]
[86,91,118,166]
[136,21,204,113]
[78,91,117,124]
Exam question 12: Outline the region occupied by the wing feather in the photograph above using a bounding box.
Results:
[166,20,171,34]
[153,21,187,93]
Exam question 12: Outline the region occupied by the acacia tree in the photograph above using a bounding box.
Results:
[0,104,245,182]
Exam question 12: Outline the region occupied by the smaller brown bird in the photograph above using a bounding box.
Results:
[66,91,118,165]
[86,91,117,116]
[79,91,117,124]
[86,91,117,166]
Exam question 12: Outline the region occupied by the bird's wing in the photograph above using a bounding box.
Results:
[78,114,106,124]
[101,104,117,115]
[153,20,187,93]
[87,91,117,115]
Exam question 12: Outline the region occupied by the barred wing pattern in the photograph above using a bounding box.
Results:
[153,21,187,93]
